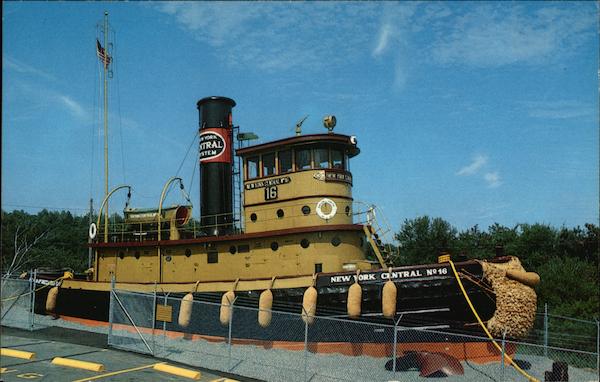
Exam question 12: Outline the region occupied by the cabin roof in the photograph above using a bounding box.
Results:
[236,133,360,157]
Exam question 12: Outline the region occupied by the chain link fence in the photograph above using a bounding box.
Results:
[0,273,45,331]
[2,275,597,381]
[107,285,600,382]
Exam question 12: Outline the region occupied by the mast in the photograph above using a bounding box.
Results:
[103,11,109,242]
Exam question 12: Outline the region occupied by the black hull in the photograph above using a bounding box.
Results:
[35,261,496,344]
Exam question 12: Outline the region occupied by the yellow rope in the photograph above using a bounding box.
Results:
[0,276,65,302]
[448,260,539,382]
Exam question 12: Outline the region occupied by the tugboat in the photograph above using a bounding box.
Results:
[34,94,539,362]
[32,13,540,364]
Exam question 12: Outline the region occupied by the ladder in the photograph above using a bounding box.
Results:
[231,126,243,233]
[361,205,397,267]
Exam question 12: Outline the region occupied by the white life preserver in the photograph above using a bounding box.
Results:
[89,223,98,239]
[316,198,337,220]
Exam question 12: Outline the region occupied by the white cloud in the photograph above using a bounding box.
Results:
[7,80,90,122]
[523,100,595,120]
[431,4,596,67]
[156,2,379,71]
[58,95,86,119]
[457,155,488,176]
[373,23,392,56]
[3,56,55,81]
[484,172,502,188]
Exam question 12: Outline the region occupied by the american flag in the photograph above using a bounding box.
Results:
[96,39,111,68]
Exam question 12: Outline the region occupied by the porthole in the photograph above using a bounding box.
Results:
[250,213,257,222]
[229,245,237,254]
[271,242,279,251]
[165,255,172,262]
[185,248,192,257]
[118,252,124,260]
[276,209,284,218]
[134,251,140,260]
[315,263,323,273]
[345,206,351,216]
[301,205,311,215]
[331,236,341,247]
[300,238,310,249]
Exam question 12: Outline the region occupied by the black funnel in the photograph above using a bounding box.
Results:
[197,96,236,235]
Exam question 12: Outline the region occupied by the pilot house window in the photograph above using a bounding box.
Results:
[314,148,329,169]
[262,153,276,176]
[279,150,293,173]
[332,149,344,169]
[247,156,259,179]
[296,149,311,170]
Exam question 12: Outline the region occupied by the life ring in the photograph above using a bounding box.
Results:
[89,223,98,239]
[316,198,337,220]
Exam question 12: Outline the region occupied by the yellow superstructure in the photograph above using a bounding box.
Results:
[92,131,382,287]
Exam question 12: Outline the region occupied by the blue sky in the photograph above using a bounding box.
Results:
[2,1,598,233]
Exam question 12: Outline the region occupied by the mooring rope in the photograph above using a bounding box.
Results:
[0,275,68,303]
[448,260,539,382]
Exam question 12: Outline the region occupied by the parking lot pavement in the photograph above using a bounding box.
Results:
[0,326,253,382]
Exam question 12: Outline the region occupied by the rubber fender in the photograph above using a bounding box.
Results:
[258,289,273,328]
[347,283,362,318]
[46,286,59,313]
[178,293,194,328]
[220,291,235,326]
[382,280,397,318]
[302,287,317,325]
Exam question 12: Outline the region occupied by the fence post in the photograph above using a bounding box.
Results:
[596,319,599,374]
[151,282,157,356]
[28,269,33,330]
[544,303,548,357]
[501,330,506,382]
[304,317,309,382]
[228,303,234,372]
[393,318,398,374]
[31,269,38,330]
[162,293,168,354]
[108,274,115,346]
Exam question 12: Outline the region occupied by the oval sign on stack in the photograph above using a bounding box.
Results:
[200,128,231,163]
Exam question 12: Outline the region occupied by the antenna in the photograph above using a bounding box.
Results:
[295,115,309,136]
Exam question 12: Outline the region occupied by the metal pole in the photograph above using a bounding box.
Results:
[393,319,398,374]
[152,282,157,356]
[596,319,599,374]
[28,269,33,330]
[31,269,37,330]
[501,330,506,382]
[544,303,548,357]
[162,293,169,354]
[228,299,235,372]
[103,11,109,243]
[108,274,115,345]
[304,317,309,382]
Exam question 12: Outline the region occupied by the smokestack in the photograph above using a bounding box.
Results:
[197,96,236,235]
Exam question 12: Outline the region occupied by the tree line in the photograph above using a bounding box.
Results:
[2,209,598,323]
[392,216,598,323]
